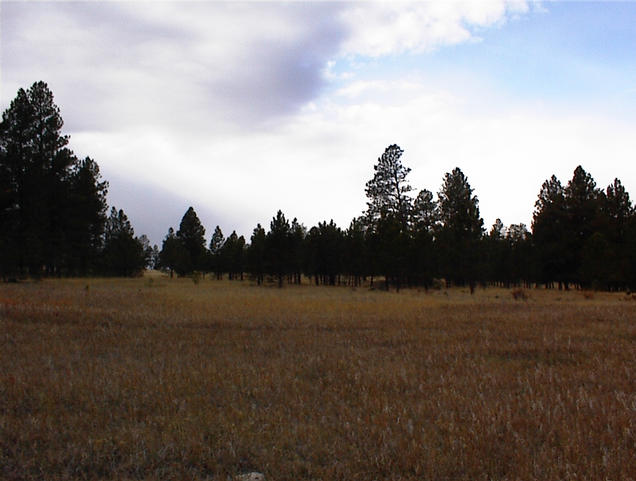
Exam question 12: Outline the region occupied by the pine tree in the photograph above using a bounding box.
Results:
[436,168,483,289]
[102,207,145,276]
[0,82,108,278]
[0,82,73,276]
[247,224,266,285]
[410,189,439,288]
[67,157,108,275]
[600,179,636,290]
[176,206,207,274]
[365,144,413,230]
[562,166,602,286]
[343,218,367,287]
[209,225,225,279]
[532,175,567,288]
[266,210,291,287]
[159,227,184,278]
[221,231,246,280]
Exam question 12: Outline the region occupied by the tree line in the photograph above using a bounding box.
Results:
[2,82,635,290]
[158,144,636,291]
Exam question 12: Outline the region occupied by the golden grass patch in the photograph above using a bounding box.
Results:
[1,277,634,480]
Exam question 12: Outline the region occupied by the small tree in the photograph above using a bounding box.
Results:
[159,227,185,278]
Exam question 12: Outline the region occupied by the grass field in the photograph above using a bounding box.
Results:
[1,275,634,480]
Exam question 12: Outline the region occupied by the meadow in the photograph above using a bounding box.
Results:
[1,275,634,480]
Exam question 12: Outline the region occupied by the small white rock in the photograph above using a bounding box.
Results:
[236,472,265,481]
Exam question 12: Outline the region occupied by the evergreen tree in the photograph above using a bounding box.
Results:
[137,234,154,270]
[532,175,568,288]
[0,81,73,276]
[411,189,438,233]
[177,206,207,274]
[209,225,225,279]
[410,189,438,287]
[563,166,602,287]
[485,219,509,286]
[102,207,145,276]
[0,81,108,278]
[221,231,246,280]
[597,178,633,289]
[506,223,531,286]
[159,227,184,278]
[343,218,367,287]
[265,210,291,287]
[365,144,413,230]
[306,220,343,286]
[247,224,266,285]
[290,218,306,284]
[369,212,409,290]
[436,167,483,289]
[67,157,108,275]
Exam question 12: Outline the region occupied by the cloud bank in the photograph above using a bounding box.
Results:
[3,1,635,245]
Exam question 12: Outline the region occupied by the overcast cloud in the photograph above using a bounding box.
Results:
[2,1,635,245]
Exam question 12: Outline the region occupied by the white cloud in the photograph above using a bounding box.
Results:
[338,0,533,57]
[6,0,634,244]
[70,74,636,243]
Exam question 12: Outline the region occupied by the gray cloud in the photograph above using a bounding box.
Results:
[2,2,347,133]
[105,171,236,246]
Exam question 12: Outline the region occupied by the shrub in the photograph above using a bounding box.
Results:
[511,288,528,301]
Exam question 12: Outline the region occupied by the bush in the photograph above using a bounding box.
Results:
[511,288,528,301]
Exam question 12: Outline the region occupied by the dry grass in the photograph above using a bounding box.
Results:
[1,276,634,480]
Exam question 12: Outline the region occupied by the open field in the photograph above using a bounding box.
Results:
[1,276,635,480]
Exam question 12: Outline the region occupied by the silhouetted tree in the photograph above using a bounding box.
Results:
[306,220,343,286]
[532,175,568,288]
[177,206,207,274]
[67,157,108,275]
[410,189,438,287]
[506,223,532,286]
[221,230,246,280]
[290,218,306,284]
[209,225,225,279]
[265,210,291,287]
[343,218,367,287]
[1,82,69,276]
[369,212,410,290]
[0,81,108,278]
[436,168,483,290]
[563,166,602,287]
[365,144,413,230]
[247,224,266,285]
[159,227,184,278]
[102,207,145,276]
[595,178,634,289]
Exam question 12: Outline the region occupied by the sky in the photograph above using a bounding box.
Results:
[2,0,636,245]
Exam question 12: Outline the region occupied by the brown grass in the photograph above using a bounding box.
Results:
[1,276,634,480]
